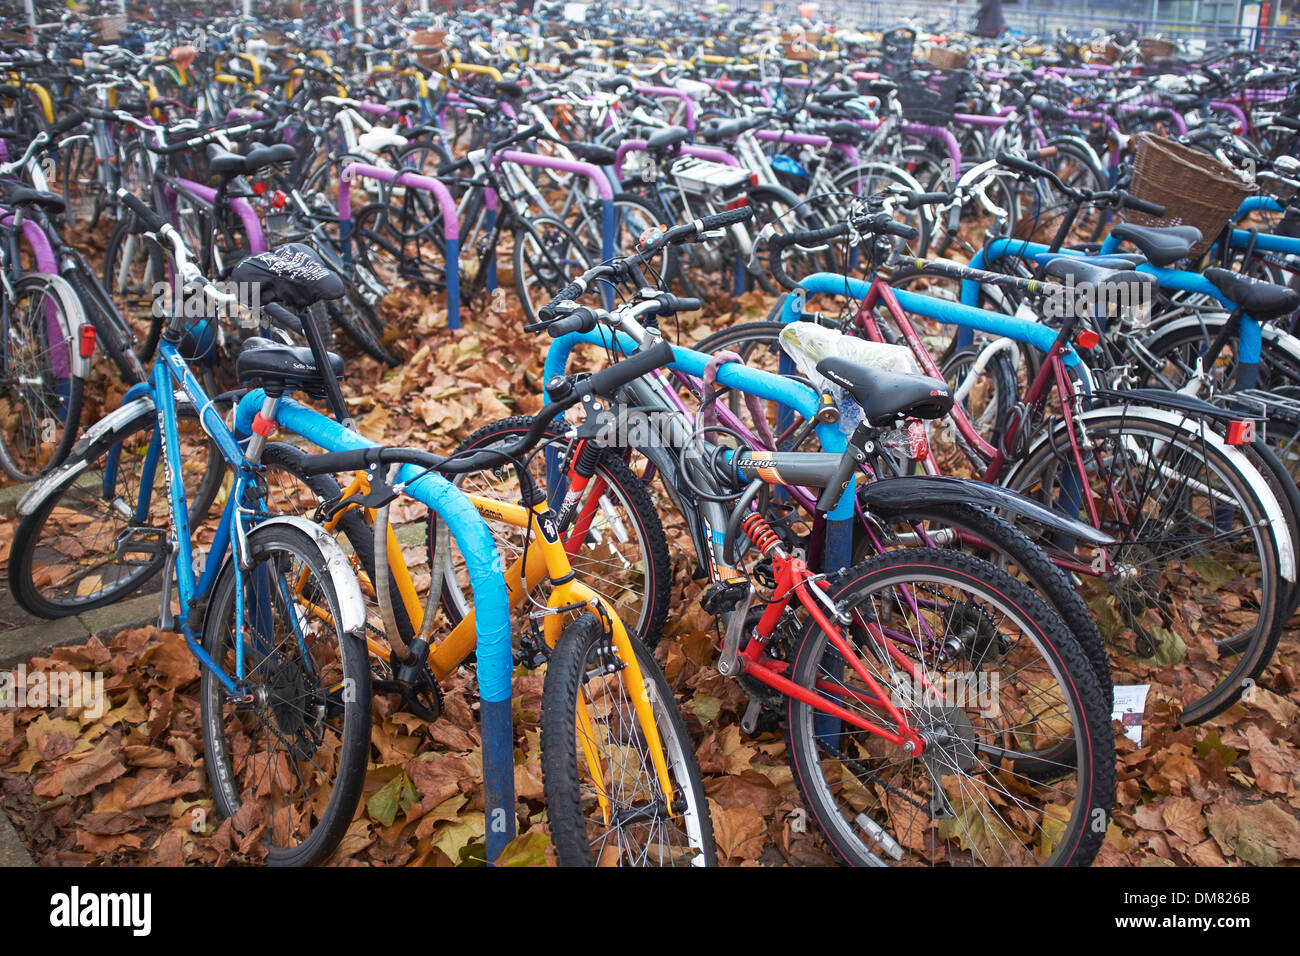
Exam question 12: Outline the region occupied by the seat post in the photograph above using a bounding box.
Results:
[246,391,281,465]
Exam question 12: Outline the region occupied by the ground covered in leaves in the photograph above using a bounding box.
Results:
[3,257,1300,866]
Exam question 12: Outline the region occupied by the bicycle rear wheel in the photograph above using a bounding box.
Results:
[0,275,84,481]
[1006,408,1287,724]
[199,522,371,866]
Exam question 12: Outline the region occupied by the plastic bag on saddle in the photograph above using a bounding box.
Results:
[778,322,933,458]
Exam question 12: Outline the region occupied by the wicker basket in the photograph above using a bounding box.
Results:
[1123,132,1257,258]
[1086,39,1121,64]
[782,31,820,62]
[96,14,127,42]
[409,29,446,68]
[926,46,968,70]
[1138,37,1176,63]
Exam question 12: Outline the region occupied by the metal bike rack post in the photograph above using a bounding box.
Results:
[338,161,462,329]
[495,149,615,308]
[232,388,518,861]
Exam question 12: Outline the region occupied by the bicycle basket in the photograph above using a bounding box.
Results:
[896,73,962,126]
[1123,132,1256,259]
[880,27,916,75]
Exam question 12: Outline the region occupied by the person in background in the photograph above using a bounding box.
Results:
[974,0,1008,38]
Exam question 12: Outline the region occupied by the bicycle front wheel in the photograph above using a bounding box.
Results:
[541,613,715,866]
[7,401,223,618]
[784,548,1114,866]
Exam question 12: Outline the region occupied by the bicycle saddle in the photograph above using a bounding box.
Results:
[208,143,296,178]
[1108,222,1202,266]
[236,336,345,393]
[699,116,758,143]
[567,142,618,166]
[815,357,954,426]
[493,80,525,100]
[1042,256,1158,294]
[646,125,690,152]
[1203,267,1300,320]
[1,185,66,214]
[230,243,345,308]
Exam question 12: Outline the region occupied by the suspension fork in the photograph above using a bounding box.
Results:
[738,513,926,752]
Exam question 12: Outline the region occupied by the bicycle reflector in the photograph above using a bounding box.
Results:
[1075,328,1100,350]
[78,323,96,359]
[1226,420,1256,445]
[252,180,268,195]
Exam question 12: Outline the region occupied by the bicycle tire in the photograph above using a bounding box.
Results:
[540,612,716,866]
[784,548,1113,866]
[199,522,371,866]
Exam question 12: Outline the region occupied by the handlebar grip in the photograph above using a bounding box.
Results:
[904,191,951,209]
[996,151,1053,179]
[50,109,88,137]
[1119,192,1165,217]
[585,339,676,397]
[884,218,919,240]
[116,188,169,234]
[768,223,847,290]
[538,279,586,321]
[661,295,703,314]
[546,308,599,338]
[298,445,444,476]
[696,206,754,231]
[1026,145,1059,161]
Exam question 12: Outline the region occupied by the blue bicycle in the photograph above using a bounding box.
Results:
[9,190,373,865]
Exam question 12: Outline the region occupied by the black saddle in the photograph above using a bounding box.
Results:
[816,357,954,426]
[646,125,689,152]
[1204,267,1300,320]
[207,142,296,178]
[598,75,636,93]
[2,186,66,214]
[230,243,345,308]
[1109,222,1202,266]
[567,141,617,166]
[700,116,758,143]
[1043,256,1158,295]
[236,336,344,393]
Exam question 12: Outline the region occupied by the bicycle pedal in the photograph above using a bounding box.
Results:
[113,526,169,566]
[740,698,763,736]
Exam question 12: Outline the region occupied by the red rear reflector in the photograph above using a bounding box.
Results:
[272,189,287,209]
[78,323,95,359]
[1226,420,1256,445]
[1075,329,1100,350]
[727,197,748,210]
[252,180,267,195]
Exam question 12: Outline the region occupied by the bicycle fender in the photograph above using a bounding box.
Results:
[15,395,159,517]
[203,515,368,641]
[37,273,94,379]
[1006,405,1297,584]
[860,474,1114,546]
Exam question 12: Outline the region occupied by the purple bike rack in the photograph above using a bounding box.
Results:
[337,161,462,329]
[494,148,615,307]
